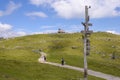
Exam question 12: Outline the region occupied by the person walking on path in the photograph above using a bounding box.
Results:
[38,51,47,63]
[61,58,65,65]
[43,56,46,61]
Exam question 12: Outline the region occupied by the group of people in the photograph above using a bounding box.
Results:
[40,49,65,65]
[43,56,65,65]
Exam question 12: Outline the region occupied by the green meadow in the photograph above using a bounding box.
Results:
[0,32,120,80]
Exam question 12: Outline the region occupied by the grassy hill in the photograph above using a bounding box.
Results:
[0,32,120,80]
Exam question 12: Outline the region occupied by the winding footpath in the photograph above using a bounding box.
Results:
[38,52,120,80]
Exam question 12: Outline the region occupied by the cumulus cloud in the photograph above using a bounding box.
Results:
[0,1,21,16]
[29,0,50,6]
[1,31,27,38]
[41,30,57,33]
[16,31,26,36]
[0,23,12,32]
[32,32,44,34]
[88,0,120,18]
[106,30,120,35]
[31,30,57,34]
[26,12,48,18]
[3,31,27,38]
[51,0,83,19]
[0,23,26,38]
[29,0,120,19]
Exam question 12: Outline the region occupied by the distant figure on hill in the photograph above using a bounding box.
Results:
[44,56,46,61]
[111,53,116,59]
[61,58,65,65]
[39,49,42,52]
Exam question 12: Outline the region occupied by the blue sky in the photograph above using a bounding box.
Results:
[0,0,120,37]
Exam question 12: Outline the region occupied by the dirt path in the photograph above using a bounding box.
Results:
[38,52,47,63]
[44,62,120,80]
[38,52,120,80]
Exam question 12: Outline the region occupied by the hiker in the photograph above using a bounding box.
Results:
[39,49,42,52]
[43,56,46,61]
[61,58,65,65]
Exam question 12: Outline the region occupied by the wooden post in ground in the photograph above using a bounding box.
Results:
[81,6,93,80]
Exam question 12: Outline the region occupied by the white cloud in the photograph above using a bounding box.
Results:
[2,30,27,38]
[40,26,55,29]
[0,23,12,32]
[32,32,44,34]
[0,23,27,38]
[31,30,57,34]
[0,1,21,16]
[29,0,120,19]
[43,30,57,33]
[51,0,83,19]
[88,0,120,18]
[29,0,53,6]
[0,31,26,38]
[106,30,120,35]
[16,31,26,36]
[26,12,47,18]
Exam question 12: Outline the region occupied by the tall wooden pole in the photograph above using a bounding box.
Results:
[84,5,88,80]
[81,6,92,80]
